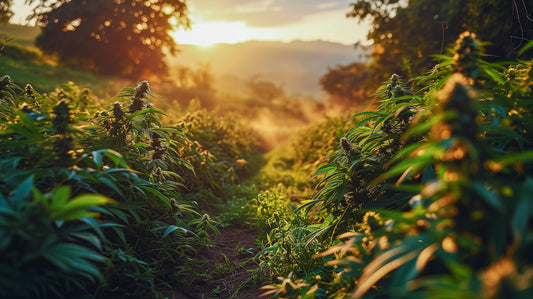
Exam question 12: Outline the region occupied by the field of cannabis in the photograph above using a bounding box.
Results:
[2,21,533,299]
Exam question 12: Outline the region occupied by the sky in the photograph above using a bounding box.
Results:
[10,0,370,46]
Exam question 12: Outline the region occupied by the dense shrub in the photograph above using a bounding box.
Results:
[173,110,263,212]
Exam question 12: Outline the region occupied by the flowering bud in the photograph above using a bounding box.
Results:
[453,32,482,79]
[53,100,71,134]
[340,137,359,159]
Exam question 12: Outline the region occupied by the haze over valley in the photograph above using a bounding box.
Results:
[168,40,370,97]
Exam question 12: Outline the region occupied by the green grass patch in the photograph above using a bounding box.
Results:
[0,23,40,49]
[0,54,124,97]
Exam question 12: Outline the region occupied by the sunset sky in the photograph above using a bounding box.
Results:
[11,0,370,47]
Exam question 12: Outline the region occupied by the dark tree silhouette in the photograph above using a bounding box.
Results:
[0,0,13,24]
[319,62,368,104]
[27,0,189,79]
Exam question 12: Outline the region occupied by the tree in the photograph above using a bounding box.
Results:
[27,0,189,79]
[319,62,368,104]
[246,76,285,101]
[0,0,13,24]
[348,0,533,86]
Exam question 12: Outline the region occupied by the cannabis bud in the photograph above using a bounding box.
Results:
[363,211,382,234]
[151,131,166,160]
[53,100,72,134]
[433,73,477,142]
[453,31,482,79]
[24,84,36,100]
[109,102,128,146]
[385,74,405,99]
[112,102,123,121]
[340,137,359,160]
[129,80,150,113]
[135,80,150,98]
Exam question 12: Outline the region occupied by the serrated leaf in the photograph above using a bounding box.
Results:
[311,163,340,180]
[483,68,504,84]
[97,176,123,197]
[139,185,171,209]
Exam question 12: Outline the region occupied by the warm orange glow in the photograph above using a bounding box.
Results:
[64,18,81,31]
[442,236,458,253]
[171,20,257,47]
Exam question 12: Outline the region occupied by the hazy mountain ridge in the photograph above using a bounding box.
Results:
[168,40,370,96]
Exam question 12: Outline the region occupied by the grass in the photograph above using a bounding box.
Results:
[0,23,40,49]
[0,23,126,97]
[0,55,124,97]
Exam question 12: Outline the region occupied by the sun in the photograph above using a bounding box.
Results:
[170,20,256,47]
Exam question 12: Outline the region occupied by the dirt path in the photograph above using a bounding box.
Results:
[172,226,267,299]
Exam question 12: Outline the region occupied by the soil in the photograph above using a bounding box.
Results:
[167,226,268,299]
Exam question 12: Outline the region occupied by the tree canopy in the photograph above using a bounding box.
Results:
[319,62,368,104]
[0,0,13,23]
[348,0,533,86]
[28,0,189,79]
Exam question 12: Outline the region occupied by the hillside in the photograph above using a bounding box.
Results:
[167,40,370,97]
[0,23,369,97]
[0,23,40,49]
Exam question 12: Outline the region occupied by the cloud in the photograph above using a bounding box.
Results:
[189,0,350,27]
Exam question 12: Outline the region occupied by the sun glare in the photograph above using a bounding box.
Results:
[171,20,255,47]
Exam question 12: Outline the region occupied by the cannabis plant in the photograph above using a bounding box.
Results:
[266,34,533,298]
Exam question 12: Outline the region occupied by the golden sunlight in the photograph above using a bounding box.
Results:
[170,20,256,47]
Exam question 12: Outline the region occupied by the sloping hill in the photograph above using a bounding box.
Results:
[0,23,370,97]
[0,23,40,48]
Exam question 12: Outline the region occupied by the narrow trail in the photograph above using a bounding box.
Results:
[172,226,267,299]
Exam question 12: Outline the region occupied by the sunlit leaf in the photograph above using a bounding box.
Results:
[160,225,188,239]
[50,194,115,221]
[51,185,71,210]
[518,40,533,55]
[310,163,340,180]
[483,68,504,84]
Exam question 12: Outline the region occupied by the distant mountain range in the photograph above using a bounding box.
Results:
[1,21,370,97]
[167,40,370,97]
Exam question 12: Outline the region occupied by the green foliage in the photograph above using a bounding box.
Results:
[27,0,189,78]
[0,0,12,24]
[0,53,121,97]
[0,176,112,298]
[300,73,420,242]
[174,110,263,211]
[1,43,40,61]
[255,115,352,196]
[320,62,369,104]
[348,0,533,86]
[0,23,40,48]
[219,187,293,233]
[264,35,533,298]
[0,74,214,297]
